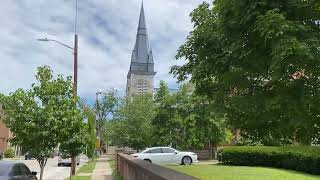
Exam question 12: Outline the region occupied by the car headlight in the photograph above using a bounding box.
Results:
[191,153,197,156]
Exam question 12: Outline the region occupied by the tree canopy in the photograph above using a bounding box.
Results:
[171,1,320,145]
[0,66,87,179]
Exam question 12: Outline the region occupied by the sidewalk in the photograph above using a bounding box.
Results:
[91,155,113,180]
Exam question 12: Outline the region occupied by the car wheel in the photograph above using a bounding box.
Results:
[144,159,152,163]
[182,156,192,165]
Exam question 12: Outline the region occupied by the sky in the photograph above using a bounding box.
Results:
[0,0,204,102]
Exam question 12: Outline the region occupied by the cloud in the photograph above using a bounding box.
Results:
[0,0,203,100]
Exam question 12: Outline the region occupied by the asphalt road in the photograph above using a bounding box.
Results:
[13,155,88,180]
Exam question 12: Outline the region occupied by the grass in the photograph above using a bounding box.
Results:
[165,164,320,180]
[67,176,91,180]
[108,159,115,171]
[77,159,97,173]
[107,158,123,180]
[65,158,97,180]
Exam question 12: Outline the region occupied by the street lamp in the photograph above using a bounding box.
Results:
[37,35,78,95]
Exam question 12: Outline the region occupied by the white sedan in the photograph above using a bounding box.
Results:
[131,147,198,165]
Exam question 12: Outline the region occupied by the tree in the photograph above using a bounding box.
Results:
[96,90,118,121]
[1,66,84,180]
[96,90,118,147]
[152,81,177,146]
[111,95,155,150]
[171,1,320,145]
[152,82,230,151]
[59,108,87,175]
[82,104,96,159]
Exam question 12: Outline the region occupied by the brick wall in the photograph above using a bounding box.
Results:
[0,105,11,154]
[116,153,199,180]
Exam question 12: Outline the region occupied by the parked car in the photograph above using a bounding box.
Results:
[131,147,198,165]
[25,152,32,160]
[58,154,80,167]
[0,161,38,180]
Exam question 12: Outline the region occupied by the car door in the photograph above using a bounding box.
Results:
[161,148,178,164]
[144,148,163,164]
[19,164,35,180]
[9,164,24,180]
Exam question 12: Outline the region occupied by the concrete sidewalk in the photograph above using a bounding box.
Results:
[91,155,113,180]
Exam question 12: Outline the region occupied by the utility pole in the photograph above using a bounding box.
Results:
[73,34,78,95]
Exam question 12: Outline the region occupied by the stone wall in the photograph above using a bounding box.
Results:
[127,74,154,96]
[116,153,199,180]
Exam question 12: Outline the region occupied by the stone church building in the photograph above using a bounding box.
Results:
[126,3,156,96]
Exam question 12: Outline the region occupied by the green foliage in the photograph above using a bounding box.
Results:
[104,81,230,151]
[219,146,320,174]
[83,106,96,159]
[152,81,177,146]
[1,66,86,180]
[4,149,15,158]
[109,94,155,150]
[152,82,230,150]
[97,90,119,145]
[171,0,320,145]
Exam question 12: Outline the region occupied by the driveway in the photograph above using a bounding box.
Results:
[9,155,88,180]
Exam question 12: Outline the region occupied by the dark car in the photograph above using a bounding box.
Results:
[0,161,38,180]
[24,152,32,160]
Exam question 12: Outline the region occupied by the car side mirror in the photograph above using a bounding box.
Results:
[174,151,178,154]
[31,171,37,176]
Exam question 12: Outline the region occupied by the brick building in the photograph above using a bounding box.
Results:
[0,105,12,155]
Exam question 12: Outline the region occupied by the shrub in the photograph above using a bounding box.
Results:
[4,148,15,158]
[218,146,320,174]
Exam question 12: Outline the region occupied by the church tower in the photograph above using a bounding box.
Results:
[126,3,156,96]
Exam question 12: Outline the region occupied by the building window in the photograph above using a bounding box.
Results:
[137,80,149,94]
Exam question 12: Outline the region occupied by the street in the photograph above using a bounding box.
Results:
[11,155,88,180]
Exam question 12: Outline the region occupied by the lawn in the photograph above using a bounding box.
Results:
[166,164,320,180]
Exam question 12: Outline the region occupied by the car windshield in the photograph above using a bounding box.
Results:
[0,164,10,176]
[61,154,70,159]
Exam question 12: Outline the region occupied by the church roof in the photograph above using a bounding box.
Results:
[129,2,155,76]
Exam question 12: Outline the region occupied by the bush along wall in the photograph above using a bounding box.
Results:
[218,146,320,174]
[4,148,15,158]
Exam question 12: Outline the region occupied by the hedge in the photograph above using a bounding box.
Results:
[218,146,320,174]
[4,148,15,158]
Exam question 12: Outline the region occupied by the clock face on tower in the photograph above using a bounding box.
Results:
[136,80,149,94]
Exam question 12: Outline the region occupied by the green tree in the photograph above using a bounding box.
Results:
[96,90,119,147]
[82,105,96,159]
[152,82,230,152]
[152,81,177,146]
[171,1,320,145]
[112,95,155,151]
[1,66,84,180]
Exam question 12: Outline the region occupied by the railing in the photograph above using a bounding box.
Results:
[116,153,199,180]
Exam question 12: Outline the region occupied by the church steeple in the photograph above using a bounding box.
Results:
[129,2,155,75]
[126,2,155,96]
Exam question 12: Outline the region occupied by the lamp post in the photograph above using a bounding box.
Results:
[37,35,78,95]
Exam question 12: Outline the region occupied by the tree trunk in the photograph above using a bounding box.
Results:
[71,156,76,175]
[209,140,213,159]
[37,158,47,180]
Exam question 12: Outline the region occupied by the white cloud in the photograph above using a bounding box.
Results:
[0,0,203,100]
